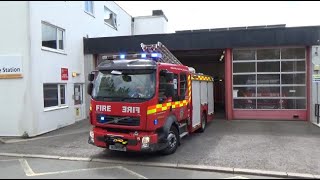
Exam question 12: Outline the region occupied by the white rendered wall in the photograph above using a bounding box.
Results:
[0,2,33,136]
[27,1,132,136]
[133,16,168,35]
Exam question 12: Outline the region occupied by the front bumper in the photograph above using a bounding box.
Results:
[89,127,168,152]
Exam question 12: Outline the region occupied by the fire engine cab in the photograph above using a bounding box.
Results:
[87,42,215,155]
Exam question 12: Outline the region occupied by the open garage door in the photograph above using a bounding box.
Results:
[173,49,226,119]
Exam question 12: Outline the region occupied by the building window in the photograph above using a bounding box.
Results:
[43,84,67,108]
[42,22,65,51]
[104,6,117,29]
[84,1,94,15]
[74,84,83,105]
[232,48,306,110]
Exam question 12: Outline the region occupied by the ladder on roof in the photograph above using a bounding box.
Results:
[140,42,183,65]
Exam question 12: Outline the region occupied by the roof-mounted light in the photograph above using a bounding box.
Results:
[151,53,160,58]
[141,53,147,58]
[120,54,125,59]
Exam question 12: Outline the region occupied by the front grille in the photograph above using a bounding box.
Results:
[96,115,140,126]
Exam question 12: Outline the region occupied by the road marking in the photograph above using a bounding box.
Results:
[17,158,146,178]
[0,159,20,162]
[118,166,148,179]
[18,158,124,177]
[224,176,249,179]
[28,166,122,176]
[19,159,36,176]
[1,152,317,179]
[4,130,89,143]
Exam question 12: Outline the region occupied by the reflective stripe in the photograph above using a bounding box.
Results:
[191,75,213,81]
[147,109,157,115]
[147,99,189,115]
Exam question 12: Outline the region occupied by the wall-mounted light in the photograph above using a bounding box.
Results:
[72,72,80,77]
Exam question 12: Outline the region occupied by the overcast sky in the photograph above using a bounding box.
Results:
[115,1,320,33]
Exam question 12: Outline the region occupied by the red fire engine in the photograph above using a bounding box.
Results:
[87,42,214,155]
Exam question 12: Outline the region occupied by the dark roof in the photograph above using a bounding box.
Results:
[84,25,320,54]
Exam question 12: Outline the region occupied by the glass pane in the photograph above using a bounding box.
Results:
[85,1,88,11]
[104,6,116,28]
[233,62,255,73]
[281,74,305,84]
[233,87,256,98]
[233,49,255,61]
[282,99,306,109]
[282,86,306,97]
[43,84,58,108]
[60,85,66,105]
[257,62,280,72]
[257,74,280,84]
[257,99,281,109]
[42,23,57,49]
[173,74,179,101]
[58,29,64,50]
[257,87,280,97]
[233,75,256,85]
[257,49,280,60]
[281,48,305,59]
[85,1,93,13]
[234,99,256,109]
[281,61,305,72]
[74,85,81,105]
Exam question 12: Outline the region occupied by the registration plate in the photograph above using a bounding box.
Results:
[109,145,127,152]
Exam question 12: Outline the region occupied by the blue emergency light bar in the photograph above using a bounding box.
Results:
[102,53,162,61]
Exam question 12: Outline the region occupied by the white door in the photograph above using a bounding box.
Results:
[74,84,85,121]
[192,81,201,128]
[200,81,208,105]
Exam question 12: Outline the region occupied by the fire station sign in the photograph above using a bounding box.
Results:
[313,74,320,82]
[61,68,68,80]
[0,55,23,79]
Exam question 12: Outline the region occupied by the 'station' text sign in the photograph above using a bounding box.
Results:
[0,56,23,79]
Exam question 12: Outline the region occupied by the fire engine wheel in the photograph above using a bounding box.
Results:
[160,126,179,155]
[198,113,206,133]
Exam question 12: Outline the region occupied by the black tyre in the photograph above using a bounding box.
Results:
[160,125,179,155]
[198,113,207,133]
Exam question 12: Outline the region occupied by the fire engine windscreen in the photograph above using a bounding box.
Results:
[92,70,156,101]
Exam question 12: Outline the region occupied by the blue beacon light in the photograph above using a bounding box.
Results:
[154,119,158,125]
[151,53,159,57]
[120,54,125,59]
[141,53,147,58]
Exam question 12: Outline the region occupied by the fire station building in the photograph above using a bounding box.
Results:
[84,25,320,125]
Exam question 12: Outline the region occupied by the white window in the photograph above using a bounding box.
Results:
[43,84,67,108]
[104,6,117,30]
[42,22,65,51]
[84,1,94,15]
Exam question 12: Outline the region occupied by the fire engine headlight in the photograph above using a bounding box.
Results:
[141,136,150,148]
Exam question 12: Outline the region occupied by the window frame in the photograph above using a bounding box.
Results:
[74,84,83,105]
[104,6,118,30]
[43,83,68,111]
[41,22,66,54]
[179,73,187,100]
